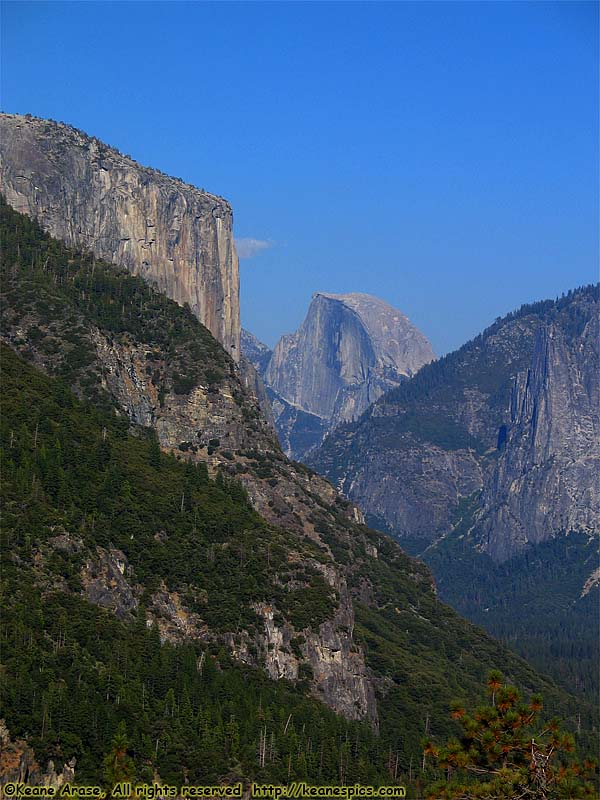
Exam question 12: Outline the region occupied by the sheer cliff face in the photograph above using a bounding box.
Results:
[0,113,240,358]
[477,311,600,560]
[254,292,434,458]
[266,292,434,422]
[310,287,600,561]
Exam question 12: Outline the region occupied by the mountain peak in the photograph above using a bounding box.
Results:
[247,291,434,459]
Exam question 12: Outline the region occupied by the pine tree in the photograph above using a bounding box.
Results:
[423,672,598,799]
[103,720,135,789]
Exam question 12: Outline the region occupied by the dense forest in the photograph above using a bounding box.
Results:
[0,345,396,786]
[1,198,596,792]
[423,499,599,703]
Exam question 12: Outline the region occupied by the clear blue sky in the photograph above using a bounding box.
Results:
[2,1,598,354]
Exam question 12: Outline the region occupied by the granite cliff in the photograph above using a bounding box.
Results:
[309,286,600,698]
[311,287,599,560]
[478,312,599,560]
[0,113,240,358]
[243,292,434,459]
[3,199,592,783]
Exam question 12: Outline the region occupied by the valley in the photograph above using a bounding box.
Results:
[0,113,597,796]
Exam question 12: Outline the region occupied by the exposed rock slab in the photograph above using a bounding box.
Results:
[311,287,600,561]
[0,113,240,358]
[477,311,600,559]
[244,292,434,459]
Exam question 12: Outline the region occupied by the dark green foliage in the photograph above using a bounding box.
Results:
[0,195,227,400]
[342,530,598,768]
[424,521,600,702]
[103,721,135,788]
[0,344,333,634]
[1,568,392,785]
[366,415,485,454]
[282,575,337,630]
[0,346,390,785]
[423,672,598,799]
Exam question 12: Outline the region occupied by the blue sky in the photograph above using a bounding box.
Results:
[2,1,598,354]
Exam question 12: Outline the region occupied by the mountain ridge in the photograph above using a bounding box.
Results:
[2,197,595,787]
[308,284,600,699]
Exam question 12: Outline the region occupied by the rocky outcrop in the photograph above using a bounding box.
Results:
[90,331,275,456]
[246,292,434,459]
[304,579,377,725]
[0,113,240,358]
[149,583,209,644]
[1,290,276,460]
[253,564,377,724]
[581,567,600,598]
[0,720,75,787]
[81,547,139,620]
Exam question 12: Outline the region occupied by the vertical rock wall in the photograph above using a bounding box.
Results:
[477,313,600,559]
[0,113,240,358]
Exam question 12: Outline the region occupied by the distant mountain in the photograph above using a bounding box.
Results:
[241,328,272,374]
[308,285,600,699]
[3,198,595,786]
[243,292,435,459]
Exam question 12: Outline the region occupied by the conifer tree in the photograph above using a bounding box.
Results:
[424,672,598,799]
[103,721,135,789]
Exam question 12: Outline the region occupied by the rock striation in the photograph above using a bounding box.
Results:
[244,292,434,459]
[309,286,600,698]
[477,308,600,560]
[0,113,240,358]
[311,286,599,560]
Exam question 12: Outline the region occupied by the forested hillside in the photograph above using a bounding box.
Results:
[310,284,599,703]
[1,198,596,790]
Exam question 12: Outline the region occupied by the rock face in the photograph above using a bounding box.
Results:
[477,310,600,560]
[0,113,240,358]
[0,720,76,789]
[252,564,377,724]
[1,278,276,461]
[310,286,600,561]
[244,292,434,459]
[309,286,600,699]
[81,546,139,620]
[241,328,272,374]
[89,330,275,456]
